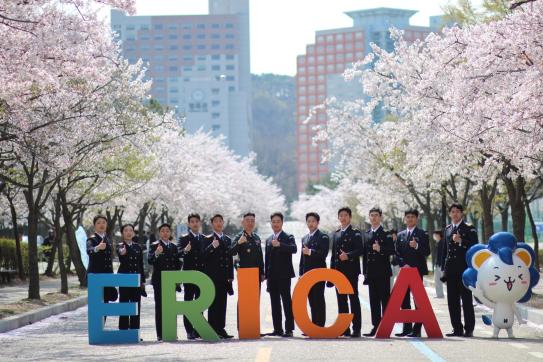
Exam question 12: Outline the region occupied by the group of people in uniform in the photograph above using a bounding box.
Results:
[86,202,478,341]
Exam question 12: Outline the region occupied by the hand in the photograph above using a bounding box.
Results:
[212,238,220,248]
[97,240,107,251]
[184,242,192,252]
[238,235,247,244]
[271,239,280,247]
[339,249,349,261]
[409,238,418,249]
[155,244,163,255]
[452,232,462,244]
[372,241,381,252]
[119,245,127,256]
[302,246,311,255]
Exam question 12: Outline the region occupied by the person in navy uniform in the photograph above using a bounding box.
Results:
[394,208,430,337]
[330,207,363,338]
[86,215,116,312]
[148,223,181,341]
[265,212,297,337]
[117,223,146,331]
[362,207,395,337]
[299,212,329,327]
[177,213,205,340]
[202,214,234,339]
[442,203,478,337]
[231,212,265,281]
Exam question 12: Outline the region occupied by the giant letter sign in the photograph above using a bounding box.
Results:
[376,267,442,338]
[161,270,219,342]
[237,267,261,339]
[292,268,354,338]
[88,273,139,345]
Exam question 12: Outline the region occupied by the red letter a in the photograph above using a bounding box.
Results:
[376,267,442,338]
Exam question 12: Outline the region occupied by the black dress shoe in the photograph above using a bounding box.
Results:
[407,331,421,338]
[394,330,412,337]
[350,331,361,338]
[282,331,293,338]
[269,330,283,336]
[363,328,377,337]
[464,330,473,337]
[445,331,463,337]
[342,330,351,337]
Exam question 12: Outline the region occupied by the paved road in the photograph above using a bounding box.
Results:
[1,222,542,361]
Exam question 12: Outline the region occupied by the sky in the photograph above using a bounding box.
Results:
[130,0,454,76]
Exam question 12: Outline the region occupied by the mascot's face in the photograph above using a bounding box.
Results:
[473,247,532,304]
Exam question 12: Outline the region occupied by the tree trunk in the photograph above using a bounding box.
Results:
[137,202,149,245]
[523,190,540,270]
[503,175,526,241]
[24,197,40,299]
[479,180,497,243]
[8,196,25,281]
[500,205,509,231]
[54,194,68,294]
[59,190,87,287]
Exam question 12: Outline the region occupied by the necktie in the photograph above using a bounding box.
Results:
[407,231,412,241]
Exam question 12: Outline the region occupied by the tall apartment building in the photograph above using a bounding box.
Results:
[111,0,251,156]
[296,8,443,193]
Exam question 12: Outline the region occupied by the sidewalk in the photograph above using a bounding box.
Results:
[0,275,80,305]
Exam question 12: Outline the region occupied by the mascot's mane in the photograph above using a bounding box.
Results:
[463,232,539,303]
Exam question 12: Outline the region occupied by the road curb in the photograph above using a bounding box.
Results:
[0,295,87,333]
[423,276,543,325]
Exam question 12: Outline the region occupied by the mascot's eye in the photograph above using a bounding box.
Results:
[518,274,523,280]
[494,275,501,281]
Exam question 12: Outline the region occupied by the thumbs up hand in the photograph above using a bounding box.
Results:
[156,244,163,255]
[409,238,418,249]
[212,238,220,248]
[97,240,107,251]
[339,249,349,261]
[184,241,192,252]
[372,241,381,252]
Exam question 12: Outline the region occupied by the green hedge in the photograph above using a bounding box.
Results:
[0,238,29,273]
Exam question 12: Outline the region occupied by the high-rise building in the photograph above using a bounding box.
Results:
[111,0,252,156]
[295,8,443,193]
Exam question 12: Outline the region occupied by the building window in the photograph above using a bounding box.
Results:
[140,24,149,30]
[212,100,220,106]
[212,23,220,29]
[183,45,192,50]
[326,34,334,42]
[183,66,192,72]
[189,102,208,112]
[226,75,235,81]
[225,44,235,49]
[212,124,221,131]
[169,34,178,40]
[212,112,220,119]
[197,34,206,39]
[126,24,135,30]
[226,65,235,70]
[168,55,177,62]
[226,55,235,60]
[183,56,193,62]
[228,86,235,92]
[154,34,163,41]
[212,65,221,71]
[169,66,178,72]
[211,33,220,39]
[169,45,178,50]
[225,33,235,39]
[197,45,206,50]
[211,44,220,50]
[183,34,192,40]
[197,65,206,71]
[168,24,177,30]
[182,24,192,30]
[197,24,205,29]
[154,24,163,30]
[211,88,220,95]
[225,23,234,28]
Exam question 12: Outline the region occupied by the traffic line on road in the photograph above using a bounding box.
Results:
[255,347,272,362]
[528,352,543,359]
